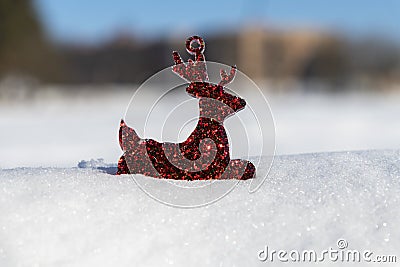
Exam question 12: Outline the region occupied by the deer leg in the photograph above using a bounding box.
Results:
[220,159,256,180]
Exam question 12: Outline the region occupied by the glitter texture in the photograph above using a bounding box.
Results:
[117,36,255,180]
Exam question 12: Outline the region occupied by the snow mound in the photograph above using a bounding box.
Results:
[0,150,399,266]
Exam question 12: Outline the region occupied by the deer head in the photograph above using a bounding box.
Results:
[172,36,246,115]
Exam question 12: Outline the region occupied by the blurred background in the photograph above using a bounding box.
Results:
[0,0,399,168]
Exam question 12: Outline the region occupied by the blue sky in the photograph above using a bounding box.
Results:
[34,0,400,43]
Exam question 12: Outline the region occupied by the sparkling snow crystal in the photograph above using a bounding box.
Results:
[0,150,399,266]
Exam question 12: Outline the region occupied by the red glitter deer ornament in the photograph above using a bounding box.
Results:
[117,36,255,180]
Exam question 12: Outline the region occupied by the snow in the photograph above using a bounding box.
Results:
[0,86,399,265]
[0,150,399,266]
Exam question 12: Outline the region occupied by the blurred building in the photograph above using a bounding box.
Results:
[209,28,348,85]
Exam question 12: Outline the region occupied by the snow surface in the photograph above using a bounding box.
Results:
[0,150,399,266]
[1,86,399,265]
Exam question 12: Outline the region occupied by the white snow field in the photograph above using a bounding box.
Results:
[0,87,400,266]
[0,150,399,266]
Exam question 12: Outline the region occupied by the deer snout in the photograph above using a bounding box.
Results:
[229,95,246,112]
